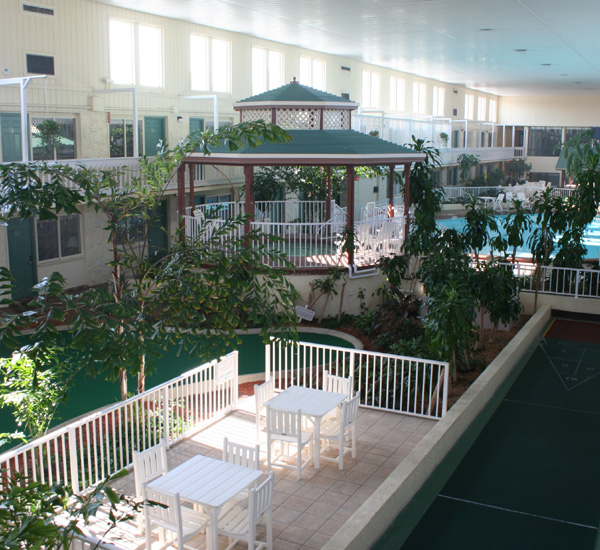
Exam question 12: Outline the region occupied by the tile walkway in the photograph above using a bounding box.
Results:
[90,395,437,550]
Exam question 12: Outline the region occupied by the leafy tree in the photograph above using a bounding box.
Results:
[0,469,141,550]
[0,121,299,401]
[505,158,532,183]
[456,153,480,183]
[462,196,500,265]
[503,201,531,266]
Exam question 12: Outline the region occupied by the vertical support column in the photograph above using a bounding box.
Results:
[188,163,195,210]
[326,167,332,221]
[403,163,411,243]
[346,165,355,267]
[19,80,30,162]
[387,164,395,218]
[244,165,255,236]
[177,164,186,239]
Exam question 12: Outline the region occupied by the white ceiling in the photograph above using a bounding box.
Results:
[93,0,600,96]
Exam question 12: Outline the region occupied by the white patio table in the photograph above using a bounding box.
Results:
[265,385,347,469]
[146,454,263,550]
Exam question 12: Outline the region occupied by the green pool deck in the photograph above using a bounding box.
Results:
[390,319,600,549]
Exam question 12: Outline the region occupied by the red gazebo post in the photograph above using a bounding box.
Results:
[403,163,411,242]
[387,164,395,218]
[244,165,255,236]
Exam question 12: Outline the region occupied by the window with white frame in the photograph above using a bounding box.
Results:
[362,70,380,109]
[389,76,405,112]
[465,94,475,120]
[299,56,326,89]
[432,86,445,117]
[477,97,487,121]
[36,213,81,261]
[190,35,231,92]
[109,19,163,87]
[252,47,284,95]
[412,82,427,114]
[489,99,498,123]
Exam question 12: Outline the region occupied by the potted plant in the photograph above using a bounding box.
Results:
[439,132,449,147]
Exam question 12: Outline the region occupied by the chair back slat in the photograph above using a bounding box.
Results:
[323,370,353,398]
[133,440,168,499]
[249,472,274,523]
[223,437,261,470]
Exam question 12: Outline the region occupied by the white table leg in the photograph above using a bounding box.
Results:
[314,417,321,469]
[207,506,219,550]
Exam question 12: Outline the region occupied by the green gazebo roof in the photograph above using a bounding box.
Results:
[188,130,424,166]
[236,80,356,106]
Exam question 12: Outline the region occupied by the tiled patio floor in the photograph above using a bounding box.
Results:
[95,395,437,550]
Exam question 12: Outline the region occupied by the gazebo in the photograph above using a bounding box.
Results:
[178,80,425,269]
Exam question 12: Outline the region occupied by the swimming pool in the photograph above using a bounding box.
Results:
[438,215,600,259]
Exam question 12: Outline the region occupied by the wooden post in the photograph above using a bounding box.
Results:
[244,165,255,236]
[403,163,411,242]
[188,163,195,210]
[388,164,395,218]
[177,164,186,240]
[326,167,332,221]
[346,166,355,266]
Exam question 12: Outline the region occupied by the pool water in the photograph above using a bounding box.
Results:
[438,215,600,259]
[0,330,354,436]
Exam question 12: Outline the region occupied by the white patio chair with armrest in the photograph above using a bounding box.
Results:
[266,406,314,480]
[222,437,262,508]
[516,192,532,210]
[133,439,168,533]
[217,471,274,550]
[143,484,209,550]
[254,379,275,440]
[319,393,360,470]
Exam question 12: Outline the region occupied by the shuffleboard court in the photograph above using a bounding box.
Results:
[384,319,600,549]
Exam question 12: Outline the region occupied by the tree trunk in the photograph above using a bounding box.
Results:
[137,352,146,394]
[119,369,128,401]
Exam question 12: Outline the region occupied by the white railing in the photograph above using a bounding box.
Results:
[266,340,449,419]
[0,353,239,494]
[502,262,600,299]
[442,186,499,201]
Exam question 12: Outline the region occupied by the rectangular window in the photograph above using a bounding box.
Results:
[465,94,475,120]
[32,118,76,161]
[477,97,487,121]
[190,35,230,92]
[389,76,405,112]
[109,19,162,87]
[26,54,54,75]
[299,56,326,89]
[37,213,81,261]
[362,70,380,109]
[432,86,445,116]
[412,82,427,115]
[109,119,143,158]
[489,99,497,123]
[252,47,283,95]
[528,127,562,157]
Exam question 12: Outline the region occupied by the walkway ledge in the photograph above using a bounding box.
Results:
[324,305,552,550]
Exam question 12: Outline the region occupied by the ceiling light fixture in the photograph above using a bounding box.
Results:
[541,63,551,66]
[515,49,527,52]
[479,28,493,31]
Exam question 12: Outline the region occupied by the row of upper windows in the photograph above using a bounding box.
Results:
[108,18,496,120]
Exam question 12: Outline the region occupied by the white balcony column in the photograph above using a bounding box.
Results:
[346,165,356,265]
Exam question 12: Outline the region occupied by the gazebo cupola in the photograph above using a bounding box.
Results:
[234,78,359,131]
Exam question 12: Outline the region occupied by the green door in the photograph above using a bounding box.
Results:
[7,218,37,300]
[1,113,23,162]
[144,117,166,156]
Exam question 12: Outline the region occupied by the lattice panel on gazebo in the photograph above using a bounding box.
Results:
[277,109,319,129]
[323,110,349,129]
[241,109,272,123]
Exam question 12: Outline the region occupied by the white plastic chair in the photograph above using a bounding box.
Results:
[493,193,508,214]
[319,393,360,470]
[133,441,168,500]
[143,484,209,550]
[266,406,314,480]
[217,472,274,550]
[254,379,275,440]
[322,370,353,399]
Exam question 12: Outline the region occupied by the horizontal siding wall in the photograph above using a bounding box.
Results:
[1,0,501,160]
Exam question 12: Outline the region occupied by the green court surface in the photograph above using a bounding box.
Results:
[378,319,600,550]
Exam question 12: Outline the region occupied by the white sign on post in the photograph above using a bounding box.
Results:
[216,354,235,384]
